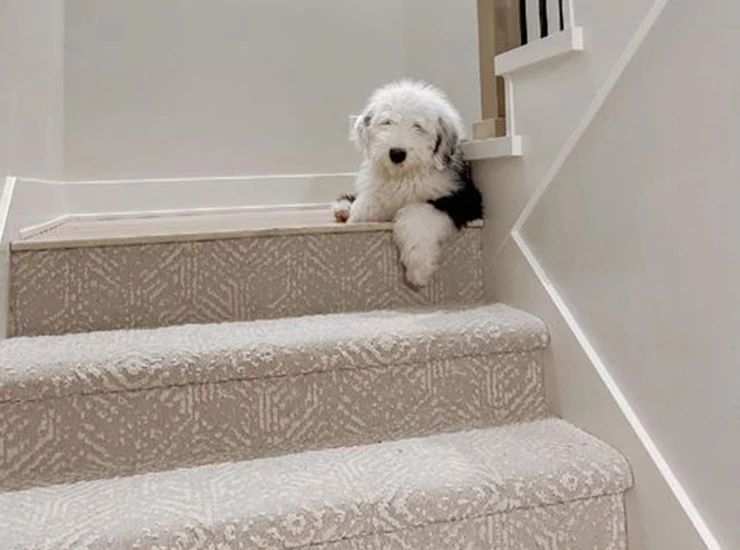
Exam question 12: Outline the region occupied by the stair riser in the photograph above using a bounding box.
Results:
[9,228,483,337]
[0,351,545,490]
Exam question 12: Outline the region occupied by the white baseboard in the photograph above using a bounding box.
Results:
[17,202,337,241]
[513,231,720,549]
[6,172,355,242]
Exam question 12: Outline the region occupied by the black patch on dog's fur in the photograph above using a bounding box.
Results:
[435,117,458,163]
[428,163,483,229]
[433,133,442,154]
[338,194,356,203]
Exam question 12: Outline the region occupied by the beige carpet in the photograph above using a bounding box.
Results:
[0,419,631,549]
[1,304,548,490]
[9,225,483,337]
[0,214,631,548]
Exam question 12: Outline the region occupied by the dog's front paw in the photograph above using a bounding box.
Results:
[332,196,354,224]
[404,259,436,288]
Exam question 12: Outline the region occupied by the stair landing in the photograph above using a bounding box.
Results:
[14,206,464,250]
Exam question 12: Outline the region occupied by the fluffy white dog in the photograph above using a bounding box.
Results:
[333,80,482,287]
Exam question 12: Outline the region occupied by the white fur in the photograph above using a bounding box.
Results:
[332,197,353,223]
[335,80,465,286]
[393,203,456,288]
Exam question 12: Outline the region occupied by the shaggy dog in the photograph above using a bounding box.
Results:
[333,80,482,287]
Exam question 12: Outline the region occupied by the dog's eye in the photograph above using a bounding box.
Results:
[413,123,427,134]
[380,120,394,126]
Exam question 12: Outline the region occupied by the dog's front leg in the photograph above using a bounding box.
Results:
[347,193,386,223]
[393,203,456,287]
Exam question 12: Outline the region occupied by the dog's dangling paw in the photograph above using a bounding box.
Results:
[404,260,436,289]
[332,194,355,223]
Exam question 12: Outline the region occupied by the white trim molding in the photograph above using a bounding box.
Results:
[17,202,336,241]
[503,0,722,546]
[513,232,721,550]
[0,177,17,340]
[495,27,584,76]
[0,177,17,245]
[462,136,523,161]
[4,172,356,242]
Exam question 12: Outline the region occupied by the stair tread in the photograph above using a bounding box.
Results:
[0,418,632,548]
[13,207,483,250]
[0,303,548,404]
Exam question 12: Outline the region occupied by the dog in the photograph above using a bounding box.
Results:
[333,80,482,287]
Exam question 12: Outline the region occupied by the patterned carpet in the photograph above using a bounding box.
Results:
[0,222,632,548]
[9,227,483,337]
[0,419,631,549]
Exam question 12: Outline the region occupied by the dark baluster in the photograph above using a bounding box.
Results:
[519,0,528,45]
[559,0,565,31]
[539,0,548,38]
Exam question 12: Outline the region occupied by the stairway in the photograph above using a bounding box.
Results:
[8,211,483,337]
[0,210,632,549]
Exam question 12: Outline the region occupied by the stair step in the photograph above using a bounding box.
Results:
[0,418,632,549]
[0,304,549,490]
[8,211,484,337]
[15,207,373,247]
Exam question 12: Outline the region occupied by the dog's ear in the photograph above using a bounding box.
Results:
[351,110,373,151]
[433,115,460,171]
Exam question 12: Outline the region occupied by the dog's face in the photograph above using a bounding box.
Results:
[352,81,464,174]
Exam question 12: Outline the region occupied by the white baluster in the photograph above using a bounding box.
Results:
[547,0,562,34]
[561,0,575,29]
[525,0,541,42]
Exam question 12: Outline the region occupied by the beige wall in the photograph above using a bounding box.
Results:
[62,0,480,180]
[520,0,739,546]
[0,0,65,180]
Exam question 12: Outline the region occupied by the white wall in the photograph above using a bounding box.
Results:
[0,0,65,338]
[478,0,665,259]
[62,0,480,180]
[475,0,719,547]
[520,0,739,545]
[0,0,65,180]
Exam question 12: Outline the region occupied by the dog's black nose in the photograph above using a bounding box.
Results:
[389,148,407,164]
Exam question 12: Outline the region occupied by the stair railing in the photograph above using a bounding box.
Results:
[473,0,573,140]
[521,0,573,44]
[473,0,520,139]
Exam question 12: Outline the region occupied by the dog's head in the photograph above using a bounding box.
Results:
[351,80,465,174]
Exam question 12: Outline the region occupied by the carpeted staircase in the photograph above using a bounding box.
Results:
[0,216,632,548]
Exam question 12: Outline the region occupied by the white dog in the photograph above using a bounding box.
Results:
[333,80,482,287]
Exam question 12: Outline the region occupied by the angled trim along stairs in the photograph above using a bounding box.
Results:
[505,0,721,546]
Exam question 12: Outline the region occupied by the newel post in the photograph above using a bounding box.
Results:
[473,0,521,139]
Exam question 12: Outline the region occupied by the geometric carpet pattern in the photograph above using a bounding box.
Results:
[1,219,632,548]
[0,305,548,490]
[9,227,483,337]
[0,419,632,549]
[320,494,628,550]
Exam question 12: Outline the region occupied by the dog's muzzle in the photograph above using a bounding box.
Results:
[389,148,407,165]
